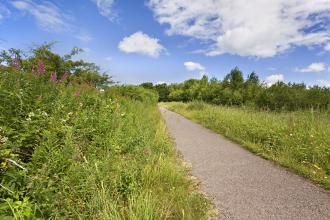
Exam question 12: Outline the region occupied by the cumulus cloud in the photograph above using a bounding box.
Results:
[184,61,205,72]
[91,0,116,21]
[296,62,327,73]
[118,32,166,58]
[148,0,330,57]
[11,0,71,32]
[156,81,166,85]
[317,79,330,87]
[265,74,284,86]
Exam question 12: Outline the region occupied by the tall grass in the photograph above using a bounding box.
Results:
[163,102,330,189]
[0,71,210,219]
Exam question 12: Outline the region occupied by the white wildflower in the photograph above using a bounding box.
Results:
[0,136,8,143]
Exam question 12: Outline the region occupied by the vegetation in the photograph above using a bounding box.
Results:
[141,68,330,111]
[0,46,210,219]
[163,102,330,189]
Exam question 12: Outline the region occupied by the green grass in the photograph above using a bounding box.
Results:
[162,101,330,189]
[0,72,210,219]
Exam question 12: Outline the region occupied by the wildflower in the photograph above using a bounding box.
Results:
[75,90,81,97]
[310,134,314,138]
[26,117,32,122]
[32,67,37,74]
[121,113,125,117]
[28,112,35,118]
[0,136,8,143]
[99,89,105,93]
[289,133,293,137]
[60,71,68,83]
[41,111,48,117]
[12,59,21,70]
[49,72,57,82]
[37,60,45,75]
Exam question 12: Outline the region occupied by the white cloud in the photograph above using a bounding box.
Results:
[12,0,71,32]
[0,3,10,21]
[118,31,166,58]
[82,47,91,53]
[325,43,330,51]
[296,62,327,73]
[265,74,284,86]
[91,0,116,21]
[184,61,205,72]
[156,81,166,85]
[317,79,330,87]
[76,33,93,42]
[148,0,330,57]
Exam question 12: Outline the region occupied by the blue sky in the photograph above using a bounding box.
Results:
[0,0,330,86]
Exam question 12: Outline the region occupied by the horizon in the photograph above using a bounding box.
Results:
[1,0,330,86]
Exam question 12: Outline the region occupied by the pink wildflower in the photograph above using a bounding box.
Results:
[37,60,45,75]
[60,71,68,83]
[12,59,21,70]
[49,72,57,82]
[74,90,81,97]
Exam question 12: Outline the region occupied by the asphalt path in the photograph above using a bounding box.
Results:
[159,107,330,220]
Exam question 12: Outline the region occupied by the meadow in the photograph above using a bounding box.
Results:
[163,102,330,189]
[0,47,210,219]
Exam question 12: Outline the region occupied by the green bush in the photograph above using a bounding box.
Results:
[107,85,159,104]
[0,69,209,219]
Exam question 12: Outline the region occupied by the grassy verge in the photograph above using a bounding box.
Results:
[0,72,210,219]
[162,102,330,189]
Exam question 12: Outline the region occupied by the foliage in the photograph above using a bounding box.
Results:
[163,102,330,189]
[0,48,210,219]
[108,85,159,104]
[143,68,330,111]
[0,43,112,88]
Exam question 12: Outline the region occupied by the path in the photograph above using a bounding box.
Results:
[159,107,330,220]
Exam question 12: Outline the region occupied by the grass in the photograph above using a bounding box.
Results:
[162,101,330,189]
[0,71,210,219]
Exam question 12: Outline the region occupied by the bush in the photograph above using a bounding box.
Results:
[0,54,209,219]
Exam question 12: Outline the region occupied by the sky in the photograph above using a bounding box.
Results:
[0,0,330,86]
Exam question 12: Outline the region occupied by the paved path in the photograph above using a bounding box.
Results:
[159,107,330,220]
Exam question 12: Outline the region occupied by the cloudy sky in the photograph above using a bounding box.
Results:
[1,0,330,86]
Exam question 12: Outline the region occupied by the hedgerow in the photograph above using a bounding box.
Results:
[0,46,210,219]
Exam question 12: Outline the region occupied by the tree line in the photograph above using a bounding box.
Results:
[141,68,330,111]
